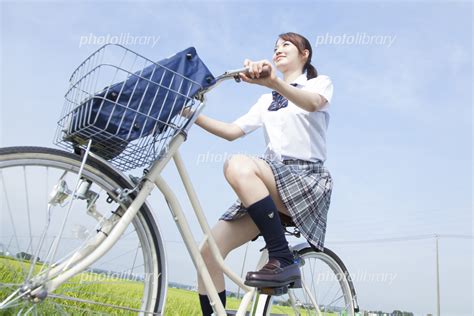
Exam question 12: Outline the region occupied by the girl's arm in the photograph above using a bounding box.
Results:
[185,109,244,141]
[272,77,327,112]
[240,59,327,112]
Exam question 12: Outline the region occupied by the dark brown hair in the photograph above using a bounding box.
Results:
[277,32,318,80]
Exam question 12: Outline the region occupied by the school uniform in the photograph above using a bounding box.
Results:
[220,74,334,252]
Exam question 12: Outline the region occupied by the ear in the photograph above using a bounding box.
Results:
[300,49,310,64]
[302,49,310,59]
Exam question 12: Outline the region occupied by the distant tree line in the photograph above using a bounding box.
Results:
[391,310,414,316]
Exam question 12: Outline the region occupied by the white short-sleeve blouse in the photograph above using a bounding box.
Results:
[233,74,334,162]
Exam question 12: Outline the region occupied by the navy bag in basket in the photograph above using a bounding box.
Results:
[66,47,215,159]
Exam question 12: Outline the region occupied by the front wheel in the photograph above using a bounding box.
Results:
[0,146,166,315]
[260,245,358,316]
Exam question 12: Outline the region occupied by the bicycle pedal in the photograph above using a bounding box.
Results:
[289,278,302,289]
[258,286,288,296]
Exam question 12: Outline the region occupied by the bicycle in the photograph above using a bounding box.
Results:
[0,44,359,315]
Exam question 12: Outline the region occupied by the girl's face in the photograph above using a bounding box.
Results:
[273,38,308,73]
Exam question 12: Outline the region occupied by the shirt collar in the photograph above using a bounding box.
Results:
[289,73,308,87]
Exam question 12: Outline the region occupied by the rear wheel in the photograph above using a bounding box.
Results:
[260,246,357,316]
[0,146,166,315]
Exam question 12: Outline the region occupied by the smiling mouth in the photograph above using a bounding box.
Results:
[276,56,286,61]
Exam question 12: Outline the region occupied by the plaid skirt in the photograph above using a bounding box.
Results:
[220,157,333,251]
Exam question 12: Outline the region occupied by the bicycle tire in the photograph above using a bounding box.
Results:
[259,245,357,316]
[0,146,167,315]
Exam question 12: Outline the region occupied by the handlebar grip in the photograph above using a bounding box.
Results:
[244,65,271,78]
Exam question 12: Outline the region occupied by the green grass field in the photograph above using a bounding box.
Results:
[1,256,338,315]
[164,287,306,316]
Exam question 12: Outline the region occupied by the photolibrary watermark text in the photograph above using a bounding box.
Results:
[79,270,161,284]
[195,151,277,166]
[316,269,397,285]
[315,32,396,48]
[79,33,160,48]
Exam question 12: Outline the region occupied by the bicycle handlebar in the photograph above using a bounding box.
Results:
[215,65,271,83]
[200,65,271,96]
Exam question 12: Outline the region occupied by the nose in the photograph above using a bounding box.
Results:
[274,44,283,54]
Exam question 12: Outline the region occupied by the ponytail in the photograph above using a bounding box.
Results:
[305,63,318,80]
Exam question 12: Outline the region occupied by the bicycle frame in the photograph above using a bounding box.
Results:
[38,69,268,316]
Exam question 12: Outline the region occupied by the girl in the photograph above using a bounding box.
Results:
[191,32,334,315]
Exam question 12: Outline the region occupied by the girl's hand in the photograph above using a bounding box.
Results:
[239,59,278,89]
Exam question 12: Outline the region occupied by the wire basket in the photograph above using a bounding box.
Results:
[55,44,210,172]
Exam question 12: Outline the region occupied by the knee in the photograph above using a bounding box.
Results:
[200,241,224,264]
[200,242,212,263]
[200,238,229,264]
[223,155,259,187]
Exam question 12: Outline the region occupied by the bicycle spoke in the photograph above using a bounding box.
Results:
[54,285,144,304]
[309,254,317,305]
[326,291,344,309]
[94,247,139,267]
[44,300,107,315]
[24,303,37,315]
[48,293,151,313]
[1,172,28,279]
[319,276,337,307]
[0,288,29,310]
[22,167,35,272]
[48,300,69,316]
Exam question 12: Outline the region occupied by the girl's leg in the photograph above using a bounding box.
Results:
[198,215,260,294]
[223,155,289,213]
[224,155,299,280]
[198,154,289,293]
[198,154,298,314]
[197,216,259,315]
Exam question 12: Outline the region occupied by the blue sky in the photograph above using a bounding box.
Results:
[1,1,472,315]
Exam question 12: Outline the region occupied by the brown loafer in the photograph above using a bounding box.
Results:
[244,258,301,288]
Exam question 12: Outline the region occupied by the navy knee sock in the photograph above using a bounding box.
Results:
[246,195,294,267]
[199,290,226,316]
